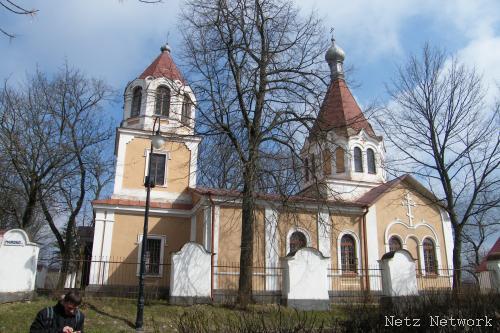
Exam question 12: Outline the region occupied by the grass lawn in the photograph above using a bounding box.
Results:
[0,296,339,333]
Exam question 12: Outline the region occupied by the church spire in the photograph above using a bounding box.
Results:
[325,34,345,80]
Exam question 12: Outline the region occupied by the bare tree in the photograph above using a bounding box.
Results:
[0,0,38,39]
[0,65,115,287]
[377,44,500,292]
[181,0,328,305]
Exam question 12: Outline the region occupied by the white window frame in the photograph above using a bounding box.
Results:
[144,149,169,187]
[285,227,311,255]
[136,234,167,277]
[337,230,362,274]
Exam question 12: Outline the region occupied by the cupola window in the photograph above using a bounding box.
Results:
[323,149,332,175]
[354,147,363,172]
[335,147,345,173]
[367,148,376,174]
[155,86,170,117]
[131,87,142,117]
[181,94,192,125]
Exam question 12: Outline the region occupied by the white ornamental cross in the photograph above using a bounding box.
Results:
[401,192,416,226]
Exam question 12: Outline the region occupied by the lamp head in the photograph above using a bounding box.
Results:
[151,133,165,149]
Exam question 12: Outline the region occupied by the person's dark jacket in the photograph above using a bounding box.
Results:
[30,302,84,333]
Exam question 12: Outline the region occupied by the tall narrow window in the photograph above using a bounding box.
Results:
[149,153,166,186]
[341,235,357,273]
[304,158,309,182]
[155,86,170,117]
[389,236,402,252]
[335,147,345,173]
[354,147,363,172]
[131,87,142,117]
[181,94,192,125]
[423,238,438,275]
[144,238,161,275]
[323,149,332,175]
[367,148,376,174]
[288,231,307,256]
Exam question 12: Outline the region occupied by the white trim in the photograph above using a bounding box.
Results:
[265,207,280,291]
[190,215,197,242]
[92,203,191,217]
[317,209,331,257]
[212,205,220,288]
[117,127,202,144]
[144,149,169,187]
[89,210,114,285]
[384,219,440,247]
[113,133,135,195]
[364,206,379,267]
[203,207,212,251]
[185,141,199,187]
[136,234,167,278]
[337,230,362,274]
[112,189,192,203]
[285,227,312,255]
[439,208,454,280]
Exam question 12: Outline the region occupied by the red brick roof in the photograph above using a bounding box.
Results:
[139,50,186,83]
[92,198,192,210]
[356,175,409,205]
[477,237,500,272]
[311,79,378,138]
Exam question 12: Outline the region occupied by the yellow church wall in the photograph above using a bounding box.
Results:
[329,214,362,270]
[195,209,204,245]
[216,206,265,266]
[121,137,191,194]
[374,184,449,270]
[106,212,190,287]
[277,210,318,256]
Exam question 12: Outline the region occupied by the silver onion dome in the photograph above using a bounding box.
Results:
[325,40,345,63]
[160,43,171,53]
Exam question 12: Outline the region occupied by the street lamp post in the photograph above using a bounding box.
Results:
[135,117,165,332]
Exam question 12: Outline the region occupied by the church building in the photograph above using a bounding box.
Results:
[89,39,454,296]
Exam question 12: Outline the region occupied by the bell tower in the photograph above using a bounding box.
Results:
[112,44,201,204]
[300,38,386,201]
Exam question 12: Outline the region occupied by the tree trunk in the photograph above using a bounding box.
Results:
[237,161,256,307]
[452,235,462,295]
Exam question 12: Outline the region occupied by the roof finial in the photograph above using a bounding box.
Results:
[161,32,171,53]
[325,29,345,81]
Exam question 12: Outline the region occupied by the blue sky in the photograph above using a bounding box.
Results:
[1,0,499,123]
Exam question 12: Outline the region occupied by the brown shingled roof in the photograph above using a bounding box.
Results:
[139,49,186,83]
[311,79,378,138]
[356,175,409,206]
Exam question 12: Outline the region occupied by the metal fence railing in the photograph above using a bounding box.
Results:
[328,266,384,300]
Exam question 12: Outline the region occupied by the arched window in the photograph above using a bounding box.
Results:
[354,147,363,172]
[341,234,357,273]
[323,149,332,175]
[335,147,345,173]
[131,87,142,117]
[288,231,307,256]
[367,148,376,174]
[181,94,192,125]
[389,236,402,252]
[423,238,438,275]
[155,86,170,116]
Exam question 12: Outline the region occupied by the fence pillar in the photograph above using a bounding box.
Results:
[379,250,418,297]
[0,229,39,303]
[265,207,280,291]
[281,247,330,310]
[170,242,212,304]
